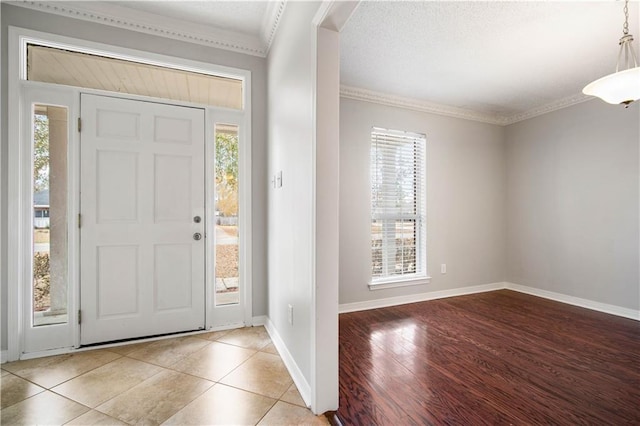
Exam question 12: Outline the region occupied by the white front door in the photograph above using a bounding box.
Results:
[80,94,205,345]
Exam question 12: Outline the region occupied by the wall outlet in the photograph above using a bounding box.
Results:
[441,264,447,274]
[288,304,293,325]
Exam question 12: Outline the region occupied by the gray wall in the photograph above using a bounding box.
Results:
[339,98,507,305]
[0,3,268,351]
[506,100,639,310]
[266,1,320,384]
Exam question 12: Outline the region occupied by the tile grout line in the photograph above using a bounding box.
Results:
[48,352,125,390]
[2,327,318,424]
[253,398,280,426]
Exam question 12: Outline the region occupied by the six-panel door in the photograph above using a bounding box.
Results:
[80,94,205,345]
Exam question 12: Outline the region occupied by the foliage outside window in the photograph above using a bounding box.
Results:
[32,105,69,324]
[215,131,239,218]
[370,127,427,284]
[214,125,240,306]
[34,114,49,192]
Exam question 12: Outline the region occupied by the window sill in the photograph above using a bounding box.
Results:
[369,276,431,291]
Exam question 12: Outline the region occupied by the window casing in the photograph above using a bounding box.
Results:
[370,127,427,288]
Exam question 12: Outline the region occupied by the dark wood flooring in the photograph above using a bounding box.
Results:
[337,290,640,425]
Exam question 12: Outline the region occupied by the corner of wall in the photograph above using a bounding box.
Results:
[502,100,639,311]
[504,282,640,321]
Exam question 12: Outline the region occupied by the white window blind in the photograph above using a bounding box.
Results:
[370,127,426,283]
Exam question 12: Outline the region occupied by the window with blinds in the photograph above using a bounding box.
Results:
[370,127,426,285]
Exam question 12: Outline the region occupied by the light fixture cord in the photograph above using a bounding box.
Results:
[623,0,629,35]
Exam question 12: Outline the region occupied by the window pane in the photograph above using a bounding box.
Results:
[370,127,426,281]
[27,44,243,109]
[214,124,239,306]
[371,219,417,278]
[371,220,383,277]
[33,105,68,326]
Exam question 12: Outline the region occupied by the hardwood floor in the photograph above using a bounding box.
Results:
[337,290,640,425]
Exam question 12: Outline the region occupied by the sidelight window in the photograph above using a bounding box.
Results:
[214,123,240,306]
[32,104,69,326]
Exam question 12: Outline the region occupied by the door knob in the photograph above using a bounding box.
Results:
[193,232,202,241]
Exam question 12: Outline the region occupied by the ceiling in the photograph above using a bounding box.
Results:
[12,1,640,125]
[340,1,640,124]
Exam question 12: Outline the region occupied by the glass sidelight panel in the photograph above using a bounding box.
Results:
[32,104,68,326]
[214,124,239,306]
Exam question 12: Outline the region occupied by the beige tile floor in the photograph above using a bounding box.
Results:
[0,327,329,425]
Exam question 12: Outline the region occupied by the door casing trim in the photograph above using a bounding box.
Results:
[7,26,253,360]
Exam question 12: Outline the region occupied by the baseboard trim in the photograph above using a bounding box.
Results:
[252,315,267,326]
[1,350,8,364]
[263,318,311,407]
[324,410,344,426]
[504,283,640,321]
[338,282,506,313]
[339,281,640,321]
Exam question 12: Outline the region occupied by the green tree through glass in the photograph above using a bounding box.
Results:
[33,114,49,192]
[215,132,238,217]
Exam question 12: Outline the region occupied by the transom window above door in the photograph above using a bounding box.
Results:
[27,44,243,109]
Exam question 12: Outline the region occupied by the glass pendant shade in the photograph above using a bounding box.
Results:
[582,66,640,105]
[583,0,639,106]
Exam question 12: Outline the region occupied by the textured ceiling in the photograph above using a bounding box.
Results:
[340,1,640,121]
[13,0,640,122]
[111,1,268,38]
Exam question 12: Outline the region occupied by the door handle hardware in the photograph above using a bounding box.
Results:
[193,232,202,241]
[193,216,201,223]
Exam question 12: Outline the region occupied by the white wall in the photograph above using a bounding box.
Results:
[266,1,320,388]
[0,3,269,351]
[339,98,507,305]
[506,100,639,310]
[313,24,341,413]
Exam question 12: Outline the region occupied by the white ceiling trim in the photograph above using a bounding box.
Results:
[340,85,505,126]
[503,94,594,126]
[341,85,595,126]
[11,1,287,58]
[262,1,287,55]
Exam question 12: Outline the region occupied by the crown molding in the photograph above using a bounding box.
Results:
[340,85,594,126]
[340,85,506,125]
[9,1,287,58]
[502,93,593,125]
[262,1,287,54]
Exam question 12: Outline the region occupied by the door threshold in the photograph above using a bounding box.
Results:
[14,322,245,361]
[80,328,206,349]
[85,322,246,351]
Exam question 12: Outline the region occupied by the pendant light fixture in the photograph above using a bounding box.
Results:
[582,0,640,106]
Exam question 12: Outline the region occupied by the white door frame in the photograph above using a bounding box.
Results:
[19,84,80,354]
[7,26,252,361]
